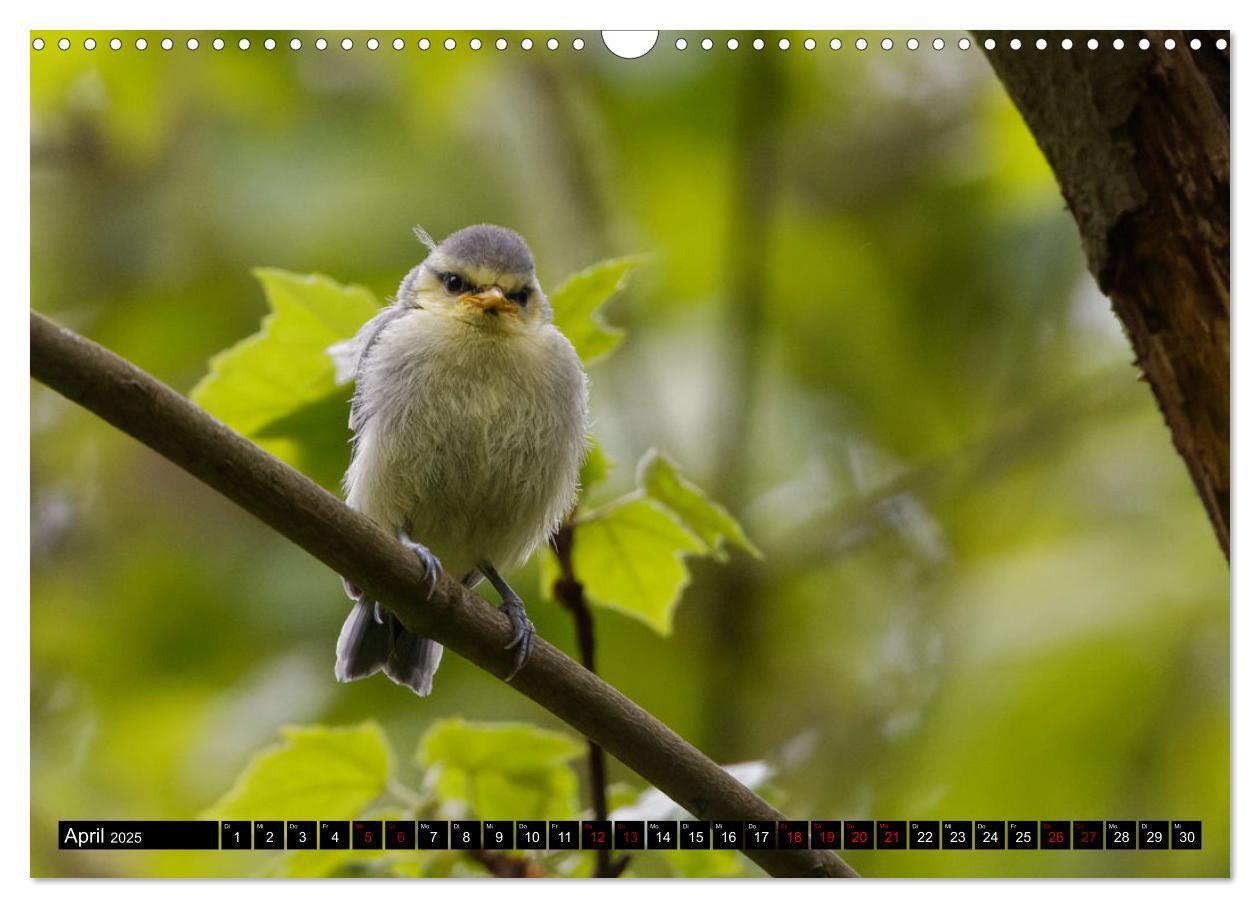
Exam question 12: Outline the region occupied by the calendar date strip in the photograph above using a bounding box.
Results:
[59,819,1203,851]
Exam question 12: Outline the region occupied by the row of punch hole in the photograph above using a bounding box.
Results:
[31,33,1231,54]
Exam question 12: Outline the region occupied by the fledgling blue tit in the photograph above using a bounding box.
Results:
[330,224,589,695]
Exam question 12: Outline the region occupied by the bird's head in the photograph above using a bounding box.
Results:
[399,224,550,331]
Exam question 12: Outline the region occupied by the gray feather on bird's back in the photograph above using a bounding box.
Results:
[333,304,415,442]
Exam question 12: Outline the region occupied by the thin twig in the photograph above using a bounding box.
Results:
[551,523,631,878]
[29,311,858,879]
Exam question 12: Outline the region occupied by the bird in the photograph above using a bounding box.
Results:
[329,224,589,696]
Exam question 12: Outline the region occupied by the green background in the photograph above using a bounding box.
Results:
[30,30,1228,877]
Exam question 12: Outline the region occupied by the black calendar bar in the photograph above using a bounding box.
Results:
[58,821,219,849]
[56,819,1205,850]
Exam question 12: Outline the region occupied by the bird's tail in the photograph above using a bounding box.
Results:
[334,598,444,697]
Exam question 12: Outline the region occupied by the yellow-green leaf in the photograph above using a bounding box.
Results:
[548,255,648,364]
[189,269,379,467]
[573,498,705,635]
[202,722,391,821]
[637,449,762,561]
[418,719,584,820]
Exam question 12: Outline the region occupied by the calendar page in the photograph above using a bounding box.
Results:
[28,22,1230,882]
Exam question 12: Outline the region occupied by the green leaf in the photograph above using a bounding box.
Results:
[189,269,379,468]
[637,449,762,561]
[202,722,392,821]
[418,719,584,820]
[573,498,705,635]
[548,255,648,364]
[253,388,354,491]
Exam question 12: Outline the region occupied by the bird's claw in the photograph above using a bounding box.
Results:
[401,539,442,599]
[499,598,535,681]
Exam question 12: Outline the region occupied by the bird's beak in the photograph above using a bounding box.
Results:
[461,286,519,318]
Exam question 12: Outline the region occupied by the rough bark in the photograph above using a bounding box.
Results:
[979,30,1230,555]
[30,311,858,879]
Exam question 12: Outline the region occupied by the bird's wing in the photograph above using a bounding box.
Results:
[343,304,412,436]
[328,302,408,382]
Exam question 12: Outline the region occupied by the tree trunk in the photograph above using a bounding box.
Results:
[978,30,1230,556]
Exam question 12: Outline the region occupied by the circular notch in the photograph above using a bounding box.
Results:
[602,30,658,59]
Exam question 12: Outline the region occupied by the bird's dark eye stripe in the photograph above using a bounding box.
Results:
[507,288,530,305]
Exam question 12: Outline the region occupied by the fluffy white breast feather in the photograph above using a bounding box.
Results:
[341,305,589,585]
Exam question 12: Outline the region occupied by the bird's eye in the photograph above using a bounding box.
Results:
[440,272,467,294]
[507,288,530,306]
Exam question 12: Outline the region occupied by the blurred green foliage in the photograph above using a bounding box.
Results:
[31,30,1228,878]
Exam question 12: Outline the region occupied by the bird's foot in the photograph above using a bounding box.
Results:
[398,531,442,599]
[499,597,535,681]
[478,561,536,681]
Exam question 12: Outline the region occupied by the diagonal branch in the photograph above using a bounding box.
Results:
[29,311,858,880]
